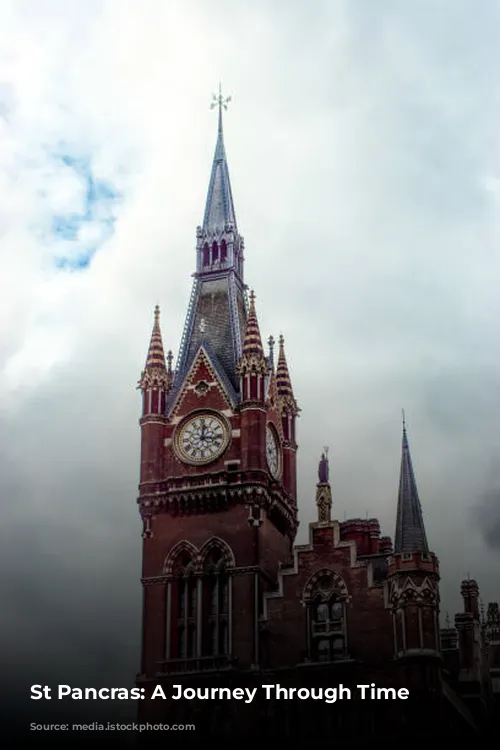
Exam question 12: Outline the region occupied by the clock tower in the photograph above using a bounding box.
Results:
[136,90,298,685]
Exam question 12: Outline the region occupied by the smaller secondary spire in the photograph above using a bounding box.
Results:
[139,305,170,392]
[145,305,166,370]
[394,414,429,554]
[242,290,264,357]
[276,335,299,415]
[236,290,267,376]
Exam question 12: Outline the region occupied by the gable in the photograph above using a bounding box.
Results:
[168,346,237,420]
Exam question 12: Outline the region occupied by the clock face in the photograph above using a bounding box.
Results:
[175,412,229,465]
[266,425,280,478]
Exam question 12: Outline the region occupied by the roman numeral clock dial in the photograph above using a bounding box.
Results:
[175,412,230,465]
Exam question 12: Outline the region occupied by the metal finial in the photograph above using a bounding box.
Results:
[402,408,406,428]
[268,335,275,351]
[249,289,256,307]
[324,445,329,457]
[211,82,232,112]
[154,305,160,323]
[279,333,284,348]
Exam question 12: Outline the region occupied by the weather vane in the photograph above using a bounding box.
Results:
[211,82,232,112]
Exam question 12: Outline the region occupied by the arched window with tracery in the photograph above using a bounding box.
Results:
[202,547,230,657]
[163,538,234,670]
[304,570,348,663]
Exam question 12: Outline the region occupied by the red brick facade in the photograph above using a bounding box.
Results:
[135,104,498,739]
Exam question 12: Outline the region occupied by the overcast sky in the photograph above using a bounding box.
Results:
[1,0,499,694]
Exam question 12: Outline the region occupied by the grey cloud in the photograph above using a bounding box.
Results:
[475,489,500,554]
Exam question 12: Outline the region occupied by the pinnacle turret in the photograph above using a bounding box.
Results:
[276,335,299,415]
[236,290,267,376]
[394,414,429,554]
[139,306,172,393]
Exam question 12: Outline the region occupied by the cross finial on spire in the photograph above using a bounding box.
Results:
[211,82,232,112]
[268,335,275,350]
[402,408,406,429]
[211,83,231,135]
[154,304,160,324]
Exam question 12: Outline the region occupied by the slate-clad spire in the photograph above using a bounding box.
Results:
[173,87,247,401]
[203,85,237,232]
[394,413,429,554]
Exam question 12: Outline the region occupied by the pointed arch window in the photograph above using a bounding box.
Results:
[171,554,198,659]
[202,243,210,267]
[203,548,229,657]
[305,571,348,663]
[163,539,234,670]
[212,241,219,264]
[220,239,227,263]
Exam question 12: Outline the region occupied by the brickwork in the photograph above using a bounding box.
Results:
[134,105,498,737]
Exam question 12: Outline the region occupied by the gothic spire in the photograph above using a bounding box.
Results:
[276,335,299,415]
[174,87,246,398]
[394,413,429,554]
[139,305,171,392]
[203,84,237,232]
[237,290,267,377]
